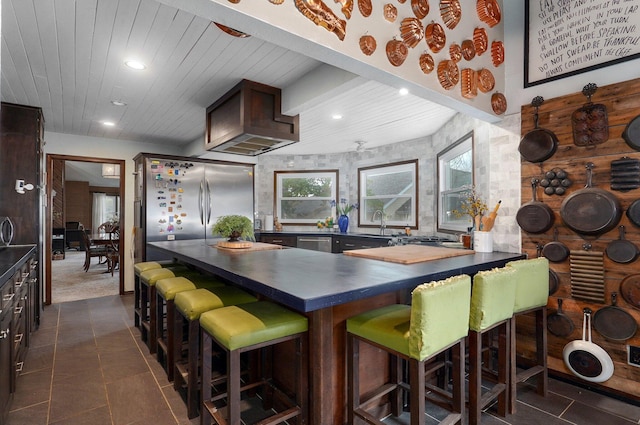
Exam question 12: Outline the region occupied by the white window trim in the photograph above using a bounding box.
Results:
[358,160,418,228]
[274,170,338,225]
[437,132,474,233]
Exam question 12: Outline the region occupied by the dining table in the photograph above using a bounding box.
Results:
[147,239,525,425]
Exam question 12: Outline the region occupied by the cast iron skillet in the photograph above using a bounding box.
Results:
[620,274,640,310]
[627,199,640,228]
[542,227,569,262]
[560,163,621,237]
[517,179,555,234]
[519,96,559,163]
[605,225,639,264]
[592,293,637,342]
[547,298,574,338]
[622,114,640,151]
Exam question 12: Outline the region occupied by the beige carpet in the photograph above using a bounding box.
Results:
[51,250,119,304]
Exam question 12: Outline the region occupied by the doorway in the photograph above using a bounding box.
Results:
[45,154,125,305]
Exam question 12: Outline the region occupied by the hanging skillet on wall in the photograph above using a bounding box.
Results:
[563,308,614,383]
[518,96,558,163]
[592,292,637,342]
[560,163,621,237]
[605,225,639,264]
[516,179,555,234]
[622,114,640,151]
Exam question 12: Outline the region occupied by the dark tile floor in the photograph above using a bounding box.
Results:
[7,293,640,424]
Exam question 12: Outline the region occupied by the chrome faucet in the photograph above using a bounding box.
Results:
[372,210,386,235]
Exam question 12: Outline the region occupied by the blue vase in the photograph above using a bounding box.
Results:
[338,214,349,233]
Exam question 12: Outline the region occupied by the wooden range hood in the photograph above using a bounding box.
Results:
[204,79,299,156]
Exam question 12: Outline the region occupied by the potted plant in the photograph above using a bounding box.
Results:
[211,215,255,242]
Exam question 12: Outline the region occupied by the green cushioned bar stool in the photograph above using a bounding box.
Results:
[506,257,549,414]
[200,300,309,425]
[346,274,471,425]
[173,287,257,419]
[468,266,517,425]
[134,261,166,329]
[155,275,226,381]
[139,264,195,354]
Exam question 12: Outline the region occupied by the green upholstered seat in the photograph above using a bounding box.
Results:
[157,277,196,299]
[200,301,308,351]
[347,274,472,361]
[174,287,256,321]
[156,276,225,301]
[506,257,549,313]
[134,261,163,275]
[469,267,517,332]
[140,268,176,286]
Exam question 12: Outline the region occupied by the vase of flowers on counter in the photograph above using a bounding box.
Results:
[333,199,359,233]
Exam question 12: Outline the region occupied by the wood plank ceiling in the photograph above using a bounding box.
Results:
[1,0,457,155]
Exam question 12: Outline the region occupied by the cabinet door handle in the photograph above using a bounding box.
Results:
[15,361,24,373]
[14,333,23,344]
[0,328,9,339]
[14,306,23,315]
[344,243,356,248]
[3,293,15,302]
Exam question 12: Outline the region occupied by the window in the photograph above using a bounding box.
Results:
[358,160,418,228]
[275,170,338,224]
[437,132,474,233]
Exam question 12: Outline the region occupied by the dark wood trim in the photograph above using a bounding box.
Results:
[45,154,125,305]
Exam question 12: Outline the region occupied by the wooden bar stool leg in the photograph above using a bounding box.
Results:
[134,275,141,328]
[201,331,213,425]
[140,282,149,342]
[347,334,359,425]
[173,304,184,392]
[155,291,165,362]
[148,286,158,354]
[409,358,426,425]
[165,299,176,381]
[228,349,242,425]
[469,330,482,425]
[187,318,200,418]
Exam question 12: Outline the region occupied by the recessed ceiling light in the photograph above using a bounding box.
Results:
[102,121,115,127]
[332,114,343,120]
[399,88,409,96]
[124,60,146,70]
[111,100,127,106]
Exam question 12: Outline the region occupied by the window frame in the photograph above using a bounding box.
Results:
[437,132,475,233]
[357,160,419,229]
[274,170,339,225]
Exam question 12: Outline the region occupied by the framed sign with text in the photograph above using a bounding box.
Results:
[525,0,640,87]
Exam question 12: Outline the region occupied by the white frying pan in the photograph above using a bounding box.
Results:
[563,308,614,383]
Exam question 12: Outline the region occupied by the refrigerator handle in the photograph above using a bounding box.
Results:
[205,179,212,225]
[198,181,204,225]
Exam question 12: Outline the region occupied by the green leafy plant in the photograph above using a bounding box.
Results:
[211,215,255,241]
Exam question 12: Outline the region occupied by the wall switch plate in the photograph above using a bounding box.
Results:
[627,345,640,367]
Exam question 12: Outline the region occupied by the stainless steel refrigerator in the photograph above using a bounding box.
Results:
[134,154,254,261]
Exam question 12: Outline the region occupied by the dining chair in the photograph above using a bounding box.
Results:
[80,230,108,272]
[106,227,120,276]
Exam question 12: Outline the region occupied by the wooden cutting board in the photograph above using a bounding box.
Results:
[343,245,474,264]
[214,242,283,252]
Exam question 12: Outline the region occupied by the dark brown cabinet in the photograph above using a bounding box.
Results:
[258,235,297,248]
[332,235,390,253]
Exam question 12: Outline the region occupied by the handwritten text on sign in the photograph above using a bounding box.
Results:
[526,0,640,86]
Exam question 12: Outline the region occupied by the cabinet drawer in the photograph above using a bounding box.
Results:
[259,235,297,247]
[0,282,14,316]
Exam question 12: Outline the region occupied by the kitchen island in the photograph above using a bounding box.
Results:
[148,239,525,424]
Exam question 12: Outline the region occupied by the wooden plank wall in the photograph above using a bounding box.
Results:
[520,77,640,399]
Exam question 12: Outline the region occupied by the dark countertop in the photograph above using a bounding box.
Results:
[148,239,525,313]
[0,245,36,286]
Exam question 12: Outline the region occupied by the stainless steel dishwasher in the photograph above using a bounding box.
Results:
[296,236,332,252]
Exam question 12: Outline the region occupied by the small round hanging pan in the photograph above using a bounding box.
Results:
[620,274,640,310]
[605,225,639,264]
[547,298,574,337]
[563,308,614,383]
[542,228,569,262]
[622,114,640,151]
[519,96,558,163]
[592,293,637,341]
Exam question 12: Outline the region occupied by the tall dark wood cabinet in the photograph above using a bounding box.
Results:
[0,102,43,424]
